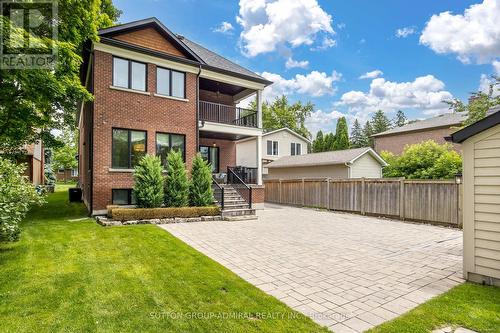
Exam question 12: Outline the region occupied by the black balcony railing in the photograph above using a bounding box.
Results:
[228,166,258,184]
[199,100,258,128]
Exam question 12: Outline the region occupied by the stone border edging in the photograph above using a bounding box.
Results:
[95,215,223,227]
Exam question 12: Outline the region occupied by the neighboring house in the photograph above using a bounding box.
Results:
[77,17,272,215]
[236,128,311,177]
[450,108,500,287]
[56,168,79,182]
[266,147,387,180]
[372,112,466,155]
[17,141,44,185]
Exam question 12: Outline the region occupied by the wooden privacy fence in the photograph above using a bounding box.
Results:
[264,178,462,227]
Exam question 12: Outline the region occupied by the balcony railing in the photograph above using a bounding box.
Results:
[199,100,258,128]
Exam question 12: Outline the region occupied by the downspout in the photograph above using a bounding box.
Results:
[195,65,202,151]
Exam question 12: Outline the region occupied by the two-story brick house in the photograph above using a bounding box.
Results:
[78,18,271,215]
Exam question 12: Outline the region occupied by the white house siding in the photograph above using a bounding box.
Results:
[267,165,348,180]
[463,123,500,285]
[236,130,309,174]
[349,153,383,178]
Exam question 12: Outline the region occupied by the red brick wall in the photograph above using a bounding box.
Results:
[373,127,462,155]
[199,137,236,173]
[89,50,197,212]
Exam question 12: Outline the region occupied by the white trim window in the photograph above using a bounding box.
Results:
[71,168,78,177]
[267,140,278,156]
[291,142,302,156]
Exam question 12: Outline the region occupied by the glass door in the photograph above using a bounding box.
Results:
[199,146,219,173]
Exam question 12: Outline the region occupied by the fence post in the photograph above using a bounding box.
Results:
[360,178,366,215]
[458,183,463,228]
[301,178,305,206]
[279,179,282,204]
[326,178,330,210]
[399,178,405,220]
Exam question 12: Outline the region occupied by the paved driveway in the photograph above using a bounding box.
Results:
[160,204,463,333]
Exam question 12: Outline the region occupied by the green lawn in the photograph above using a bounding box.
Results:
[369,282,500,333]
[0,185,328,333]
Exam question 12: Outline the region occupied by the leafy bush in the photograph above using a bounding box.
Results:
[111,206,220,221]
[164,150,189,207]
[0,158,45,241]
[44,167,56,186]
[133,155,164,208]
[189,154,214,207]
[381,140,462,179]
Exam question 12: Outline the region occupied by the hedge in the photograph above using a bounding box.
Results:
[109,206,220,221]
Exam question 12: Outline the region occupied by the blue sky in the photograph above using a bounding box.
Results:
[114,0,500,134]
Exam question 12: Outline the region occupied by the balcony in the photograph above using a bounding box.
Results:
[199,100,258,128]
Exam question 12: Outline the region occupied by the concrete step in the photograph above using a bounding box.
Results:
[221,208,256,217]
[224,203,250,209]
[223,215,258,222]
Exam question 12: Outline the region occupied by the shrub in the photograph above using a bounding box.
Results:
[381,140,462,179]
[0,157,45,241]
[44,167,56,186]
[133,155,164,208]
[164,150,189,207]
[189,154,214,207]
[111,206,220,221]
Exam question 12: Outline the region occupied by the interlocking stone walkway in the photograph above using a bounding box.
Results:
[160,204,463,332]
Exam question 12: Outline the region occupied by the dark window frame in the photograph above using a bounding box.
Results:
[291,142,301,156]
[112,189,135,205]
[111,127,148,169]
[199,145,220,173]
[155,132,187,164]
[267,140,279,156]
[156,66,186,99]
[112,56,148,92]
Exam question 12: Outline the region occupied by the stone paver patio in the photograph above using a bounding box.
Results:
[160,204,463,332]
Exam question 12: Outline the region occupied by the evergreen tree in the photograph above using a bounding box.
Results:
[133,155,164,208]
[312,130,325,152]
[164,150,189,207]
[332,117,350,150]
[189,154,214,207]
[393,110,407,127]
[371,110,392,134]
[324,132,336,151]
[350,119,365,148]
[363,121,374,147]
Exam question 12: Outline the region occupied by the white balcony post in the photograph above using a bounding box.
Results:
[256,89,263,185]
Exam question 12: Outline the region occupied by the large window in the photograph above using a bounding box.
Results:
[199,146,219,173]
[291,142,302,156]
[112,129,147,169]
[112,189,136,205]
[267,140,278,156]
[156,67,185,98]
[156,133,186,166]
[113,57,147,91]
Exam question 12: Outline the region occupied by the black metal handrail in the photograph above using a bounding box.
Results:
[212,176,224,210]
[229,166,258,184]
[199,100,258,128]
[227,167,252,209]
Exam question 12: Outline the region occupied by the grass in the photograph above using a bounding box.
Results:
[369,282,500,333]
[0,185,328,333]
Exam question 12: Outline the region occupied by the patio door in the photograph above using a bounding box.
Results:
[199,146,219,173]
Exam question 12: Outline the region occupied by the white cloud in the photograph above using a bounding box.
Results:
[285,57,309,69]
[306,109,356,134]
[237,0,335,57]
[493,60,500,75]
[420,0,500,64]
[395,26,416,38]
[479,74,500,96]
[359,70,383,80]
[337,75,454,117]
[337,22,346,30]
[310,36,337,51]
[261,70,341,101]
[213,21,234,34]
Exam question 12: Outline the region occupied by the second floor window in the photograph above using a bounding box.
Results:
[157,67,186,98]
[113,57,147,91]
[156,132,186,166]
[291,143,302,156]
[112,128,147,169]
[267,140,278,156]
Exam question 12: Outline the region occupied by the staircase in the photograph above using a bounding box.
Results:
[213,183,257,221]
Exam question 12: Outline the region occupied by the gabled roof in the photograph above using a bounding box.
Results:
[97,17,272,86]
[237,128,311,144]
[266,147,387,169]
[450,107,500,143]
[372,112,466,138]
